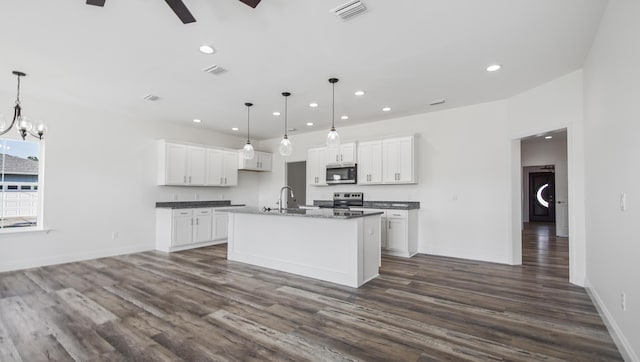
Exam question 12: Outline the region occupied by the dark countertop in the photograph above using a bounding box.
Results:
[222,207,383,219]
[156,200,246,209]
[313,200,420,210]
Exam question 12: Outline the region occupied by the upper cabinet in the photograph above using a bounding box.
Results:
[327,142,357,165]
[158,141,207,186]
[357,140,383,185]
[238,151,272,172]
[307,147,328,186]
[382,136,416,184]
[157,140,241,187]
[206,149,238,186]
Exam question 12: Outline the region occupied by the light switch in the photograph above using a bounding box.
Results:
[620,193,627,211]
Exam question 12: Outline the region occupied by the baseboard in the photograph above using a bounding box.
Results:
[585,278,638,362]
[0,243,154,273]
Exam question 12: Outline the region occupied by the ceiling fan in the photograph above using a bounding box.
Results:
[86,0,262,24]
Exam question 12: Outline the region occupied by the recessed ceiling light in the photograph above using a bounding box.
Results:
[199,45,215,54]
[193,119,202,123]
[486,64,502,72]
[306,122,314,126]
[382,107,391,112]
[309,102,319,108]
[341,115,349,120]
[430,99,446,106]
[232,127,239,131]
[354,90,365,96]
[545,136,553,139]
[273,112,281,116]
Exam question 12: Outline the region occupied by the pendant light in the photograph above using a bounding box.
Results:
[326,78,340,148]
[279,92,293,156]
[0,71,47,140]
[242,102,255,160]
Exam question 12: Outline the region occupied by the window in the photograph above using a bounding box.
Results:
[0,138,42,229]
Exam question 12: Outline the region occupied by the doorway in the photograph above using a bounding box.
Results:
[286,161,306,208]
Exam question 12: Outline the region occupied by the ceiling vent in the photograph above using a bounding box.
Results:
[331,0,367,20]
[202,64,228,75]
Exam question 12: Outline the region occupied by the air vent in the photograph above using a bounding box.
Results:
[202,64,228,75]
[143,94,159,101]
[430,99,446,106]
[331,0,367,20]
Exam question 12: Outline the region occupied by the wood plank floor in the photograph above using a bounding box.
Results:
[0,223,622,361]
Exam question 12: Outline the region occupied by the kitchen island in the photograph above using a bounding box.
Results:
[222,207,383,288]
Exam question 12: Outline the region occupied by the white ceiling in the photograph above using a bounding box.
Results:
[0,0,607,140]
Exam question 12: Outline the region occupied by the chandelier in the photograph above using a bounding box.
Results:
[0,71,47,140]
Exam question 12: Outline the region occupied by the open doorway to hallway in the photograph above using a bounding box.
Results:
[285,161,306,208]
[520,129,569,277]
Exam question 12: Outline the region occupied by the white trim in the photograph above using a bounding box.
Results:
[0,226,52,235]
[585,278,639,362]
[0,242,153,272]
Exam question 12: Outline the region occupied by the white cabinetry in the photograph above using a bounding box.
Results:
[156,207,235,252]
[158,142,207,186]
[350,208,418,258]
[238,151,272,171]
[382,136,416,184]
[357,141,383,184]
[307,147,328,186]
[327,143,357,165]
[207,149,238,186]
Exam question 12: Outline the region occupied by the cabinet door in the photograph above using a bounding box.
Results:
[206,149,224,186]
[340,143,357,164]
[172,212,193,246]
[307,148,328,186]
[357,143,372,184]
[387,217,407,251]
[213,212,229,240]
[382,138,400,183]
[166,144,188,185]
[193,209,213,243]
[258,152,272,171]
[327,147,341,164]
[223,151,239,185]
[188,147,206,185]
[396,137,414,183]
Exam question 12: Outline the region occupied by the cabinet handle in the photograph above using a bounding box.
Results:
[341,154,343,161]
[196,218,199,225]
[388,223,391,229]
[189,176,192,183]
[183,176,187,183]
[392,213,401,217]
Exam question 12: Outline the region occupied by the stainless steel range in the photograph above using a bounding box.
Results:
[330,192,363,209]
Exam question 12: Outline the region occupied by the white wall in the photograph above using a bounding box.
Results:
[583,0,640,359]
[0,92,261,272]
[521,134,568,223]
[259,100,515,264]
[506,71,586,285]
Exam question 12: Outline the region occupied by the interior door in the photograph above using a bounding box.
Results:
[529,172,556,222]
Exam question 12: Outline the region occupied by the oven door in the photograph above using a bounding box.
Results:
[326,166,357,184]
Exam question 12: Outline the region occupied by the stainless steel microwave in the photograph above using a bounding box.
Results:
[326,164,357,184]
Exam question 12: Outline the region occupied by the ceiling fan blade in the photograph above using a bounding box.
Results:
[238,0,262,8]
[164,0,196,24]
[86,0,106,7]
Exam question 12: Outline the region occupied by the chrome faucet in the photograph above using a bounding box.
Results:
[278,186,294,212]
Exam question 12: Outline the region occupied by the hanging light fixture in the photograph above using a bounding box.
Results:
[0,71,47,140]
[279,92,293,156]
[326,77,340,148]
[242,102,255,160]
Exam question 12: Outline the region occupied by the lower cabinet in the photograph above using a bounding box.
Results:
[350,208,418,258]
[156,207,233,252]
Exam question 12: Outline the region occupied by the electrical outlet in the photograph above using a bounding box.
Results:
[111,231,119,240]
[219,193,224,199]
[621,292,627,311]
[195,193,200,200]
[620,193,627,211]
[172,194,178,201]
